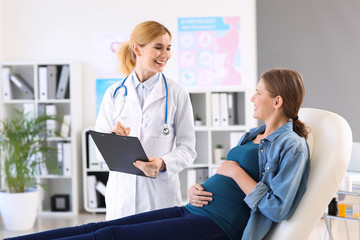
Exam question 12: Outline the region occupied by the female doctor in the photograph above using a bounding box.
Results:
[95,21,197,220]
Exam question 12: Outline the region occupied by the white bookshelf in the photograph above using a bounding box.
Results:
[0,61,82,215]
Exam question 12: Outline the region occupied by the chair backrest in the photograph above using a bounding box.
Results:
[266,108,353,240]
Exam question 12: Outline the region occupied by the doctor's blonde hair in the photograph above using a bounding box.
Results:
[117,21,172,76]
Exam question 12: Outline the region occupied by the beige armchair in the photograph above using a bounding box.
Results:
[265,108,353,240]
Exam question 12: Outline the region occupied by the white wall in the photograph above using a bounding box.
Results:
[0,0,257,128]
[257,0,360,141]
[0,0,3,60]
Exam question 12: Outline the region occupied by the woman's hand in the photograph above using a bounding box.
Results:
[188,184,213,207]
[110,121,131,136]
[216,160,241,179]
[217,160,257,195]
[133,157,165,178]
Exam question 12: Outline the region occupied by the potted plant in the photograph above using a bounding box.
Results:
[0,109,57,231]
[213,144,224,165]
[194,114,203,126]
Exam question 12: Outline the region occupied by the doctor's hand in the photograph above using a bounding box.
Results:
[110,121,131,136]
[188,184,213,207]
[133,157,166,178]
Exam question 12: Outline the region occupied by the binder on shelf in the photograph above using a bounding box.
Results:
[38,103,46,116]
[87,175,98,208]
[39,66,48,100]
[39,153,49,176]
[23,103,35,120]
[95,181,106,197]
[204,168,209,181]
[211,93,221,127]
[60,115,71,138]
[234,92,245,125]
[219,93,229,126]
[56,65,70,99]
[45,104,57,137]
[47,66,57,99]
[62,142,72,176]
[2,67,13,100]
[228,93,235,125]
[87,132,107,170]
[57,142,64,175]
[9,74,34,99]
[196,168,209,183]
[187,169,197,195]
[37,104,47,138]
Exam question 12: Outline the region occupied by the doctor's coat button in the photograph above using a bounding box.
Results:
[267,167,270,170]
[260,149,264,152]
[262,172,264,175]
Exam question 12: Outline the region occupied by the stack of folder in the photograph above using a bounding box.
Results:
[39,65,70,100]
[2,70,35,99]
[1,65,70,100]
[211,92,245,127]
[87,175,106,209]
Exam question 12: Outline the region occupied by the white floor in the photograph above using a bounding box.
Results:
[0,213,106,239]
[0,213,359,239]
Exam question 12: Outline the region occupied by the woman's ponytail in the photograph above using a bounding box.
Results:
[117,41,136,76]
[293,118,309,140]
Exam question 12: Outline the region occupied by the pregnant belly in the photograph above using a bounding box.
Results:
[200,174,248,222]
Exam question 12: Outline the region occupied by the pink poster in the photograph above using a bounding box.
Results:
[178,17,241,87]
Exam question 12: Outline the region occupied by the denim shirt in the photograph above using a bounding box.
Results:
[240,122,310,240]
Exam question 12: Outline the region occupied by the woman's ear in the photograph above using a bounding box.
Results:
[132,43,141,57]
[274,95,283,109]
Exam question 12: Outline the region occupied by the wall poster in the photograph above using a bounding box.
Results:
[178,16,241,87]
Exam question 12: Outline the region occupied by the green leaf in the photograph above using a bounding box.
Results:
[0,109,59,193]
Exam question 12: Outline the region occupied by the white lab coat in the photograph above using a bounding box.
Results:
[95,72,197,220]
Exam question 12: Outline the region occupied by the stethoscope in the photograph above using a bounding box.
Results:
[112,73,170,135]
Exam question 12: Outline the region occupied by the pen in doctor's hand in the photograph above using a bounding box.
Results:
[110,121,131,136]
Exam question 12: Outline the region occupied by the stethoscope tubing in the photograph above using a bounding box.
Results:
[112,73,169,135]
[163,73,168,125]
[113,77,129,98]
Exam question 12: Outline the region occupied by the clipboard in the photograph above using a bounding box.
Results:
[89,130,150,177]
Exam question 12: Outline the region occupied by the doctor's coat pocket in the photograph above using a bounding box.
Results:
[144,131,175,152]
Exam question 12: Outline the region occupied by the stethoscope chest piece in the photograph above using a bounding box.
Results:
[162,126,170,135]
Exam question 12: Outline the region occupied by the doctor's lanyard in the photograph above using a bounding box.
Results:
[112,73,170,135]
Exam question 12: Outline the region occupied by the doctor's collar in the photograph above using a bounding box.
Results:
[132,71,160,90]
